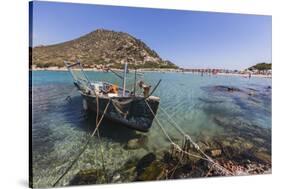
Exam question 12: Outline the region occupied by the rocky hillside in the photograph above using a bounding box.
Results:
[248,62,272,71]
[32,29,178,69]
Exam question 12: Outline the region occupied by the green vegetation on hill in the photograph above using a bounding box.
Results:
[32,29,178,69]
[249,62,272,71]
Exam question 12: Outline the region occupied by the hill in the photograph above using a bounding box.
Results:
[31,29,178,69]
[248,62,272,71]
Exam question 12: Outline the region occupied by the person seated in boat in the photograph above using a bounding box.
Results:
[138,80,151,97]
[104,84,118,95]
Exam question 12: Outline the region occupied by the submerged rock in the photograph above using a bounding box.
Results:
[213,116,271,145]
[247,87,259,92]
[136,153,156,174]
[221,139,231,147]
[242,142,254,150]
[210,149,222,157]
[162,150,174,164]
[125,135,148,150]
[112,158,138,183]
[198,97,224,104]
[111,173,121,183]
[125,139,141,150]
[213,85,242,93]
[252,137,265,144]
[248,91,255,96]
[69,169,105,185]
[173,163,193,178]
[254,151,271,164]
[197,141,210,152]
[136,161,165,181]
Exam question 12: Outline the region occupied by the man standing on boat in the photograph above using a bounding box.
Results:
[104,84,118,94]
[138,81,151,97]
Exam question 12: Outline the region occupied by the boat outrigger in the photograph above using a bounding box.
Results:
[64,61,160,132]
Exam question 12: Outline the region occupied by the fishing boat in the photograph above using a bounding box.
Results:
[64,61,161,132]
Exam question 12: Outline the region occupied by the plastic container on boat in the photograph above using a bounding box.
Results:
[108,93,118,97]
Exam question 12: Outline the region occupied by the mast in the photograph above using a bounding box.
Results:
[133,67,137,96]
[122,63,128,96]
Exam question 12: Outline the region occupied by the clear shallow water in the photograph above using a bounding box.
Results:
[31,71,272,187]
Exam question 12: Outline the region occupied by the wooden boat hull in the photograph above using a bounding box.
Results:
[81,94,160,132]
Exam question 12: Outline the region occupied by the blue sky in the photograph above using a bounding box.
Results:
[30,1,272,70]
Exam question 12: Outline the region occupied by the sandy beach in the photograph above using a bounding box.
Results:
[31,66,272,78]
[217,72,272,78]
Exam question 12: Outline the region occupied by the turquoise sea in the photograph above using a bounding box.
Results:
[31,71,272,187]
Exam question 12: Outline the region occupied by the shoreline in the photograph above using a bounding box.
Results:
[31,67,272,78]
[217,72,272,78]
[31,67,182,73]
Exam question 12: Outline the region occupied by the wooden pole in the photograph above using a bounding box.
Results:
[133,67,137,96]
[122,63,128,96]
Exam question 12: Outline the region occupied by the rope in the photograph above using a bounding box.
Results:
[96,129,107,180]
[64,86,78,103]
[171,142,210,161]
[90,99,111,138]
[96,94,99,128]
[111,99,133,118]
[160,107,185,135]
[95,95,107,180]
[145,100,173,143]
[159,106,233,175]
[178,141,233,175]
[160,107,199,149]
[52,99,111,187]
[145,100,234,176]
